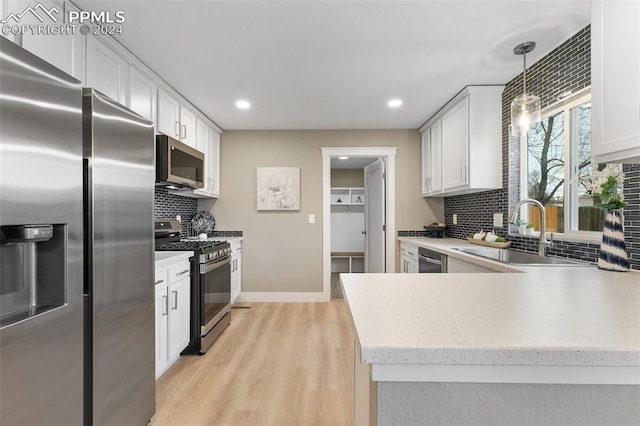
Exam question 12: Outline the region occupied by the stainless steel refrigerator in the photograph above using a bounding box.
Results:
[0,37,155,425]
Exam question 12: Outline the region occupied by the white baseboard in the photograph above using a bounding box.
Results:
[237,292,329,303]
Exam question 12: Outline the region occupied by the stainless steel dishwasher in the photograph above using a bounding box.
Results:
[418,247,447,273]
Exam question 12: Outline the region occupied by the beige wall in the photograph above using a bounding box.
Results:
[331,168,364,187]
[200,129,443,294]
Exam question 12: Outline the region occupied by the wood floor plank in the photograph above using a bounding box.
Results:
[151,301,354,425]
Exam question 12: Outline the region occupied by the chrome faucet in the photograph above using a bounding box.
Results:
[508,198,552,256]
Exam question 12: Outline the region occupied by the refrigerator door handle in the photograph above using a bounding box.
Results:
[83,158,92,296]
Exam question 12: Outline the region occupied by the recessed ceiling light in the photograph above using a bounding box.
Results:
[235,100,251,109]
[388,99,403,108]
[338,156,349,160]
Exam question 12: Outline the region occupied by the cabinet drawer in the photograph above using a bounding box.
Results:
[400,243,418,261]
[168,263,191,283]
[155,269,167,287]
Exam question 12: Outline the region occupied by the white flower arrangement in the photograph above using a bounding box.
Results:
[579,164,627,209]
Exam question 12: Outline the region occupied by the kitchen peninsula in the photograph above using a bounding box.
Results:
[341,238,640,425]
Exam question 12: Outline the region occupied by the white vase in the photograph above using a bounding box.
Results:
[598,209,630,272]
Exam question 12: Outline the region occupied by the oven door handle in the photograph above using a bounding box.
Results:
[200,255,231,274]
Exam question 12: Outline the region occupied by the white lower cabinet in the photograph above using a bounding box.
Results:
[447,257,499,273]
[400,242,418,273]
[230,240,242,304]
[155,260,191,379]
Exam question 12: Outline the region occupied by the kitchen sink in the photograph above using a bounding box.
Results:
[452,247,593,266]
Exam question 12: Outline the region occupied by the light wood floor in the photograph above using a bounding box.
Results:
[151,301,354,425]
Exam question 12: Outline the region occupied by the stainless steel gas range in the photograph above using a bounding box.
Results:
[155,221,232,354]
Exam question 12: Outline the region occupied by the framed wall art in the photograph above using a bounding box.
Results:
[256,167,300,211]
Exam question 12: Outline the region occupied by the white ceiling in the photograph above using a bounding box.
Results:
[75,0,591,131]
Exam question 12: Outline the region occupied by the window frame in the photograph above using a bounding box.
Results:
[516,87,601,242]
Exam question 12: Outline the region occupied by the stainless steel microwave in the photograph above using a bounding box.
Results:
[156,135,205,189]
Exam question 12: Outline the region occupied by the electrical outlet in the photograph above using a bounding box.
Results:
[308,214,315,224]
[493,213,503,228]
[452,214,457,225]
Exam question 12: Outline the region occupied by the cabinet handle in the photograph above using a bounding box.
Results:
[461,164,467,182]
[175,121,180,138]
[172,290,178,310]
[181,124,187,139]
[155,279,164,285]
[162,295,168,316]
[177,269,189,277]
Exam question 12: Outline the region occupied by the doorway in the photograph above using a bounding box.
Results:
[321,147,397,301]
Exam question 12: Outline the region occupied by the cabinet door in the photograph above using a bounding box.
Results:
[441,97,469,190]
[157,90,181,139]
[421,130,432,195]
[430,120,442,193]
[400,254,409,273]
[14,0,84,81]
[208,132,221,196]
[230,245,242,304]
[127,66,157,126]
[408,258,419,274]
[179,107,197,148]
[86,36,126,103]
[168,277,190,361]
[592,0,640,163]
[195,117,210,190]
[155,282,168,378]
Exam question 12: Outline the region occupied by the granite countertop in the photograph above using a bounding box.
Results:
[341,238,640,369]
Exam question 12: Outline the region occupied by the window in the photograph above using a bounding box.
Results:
[520,90,603,236]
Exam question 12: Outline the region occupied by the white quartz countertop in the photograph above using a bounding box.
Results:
[342,238,640,368]
[154,251,193,270]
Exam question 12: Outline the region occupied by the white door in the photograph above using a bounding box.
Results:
[364,159,385,273]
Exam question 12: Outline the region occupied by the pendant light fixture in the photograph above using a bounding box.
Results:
[510,41,541,134]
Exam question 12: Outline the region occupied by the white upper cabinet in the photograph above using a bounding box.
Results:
[591,0,640,163]
[179,107,196,148]
[86,36,127,103]
[10,0,84,81]
[157,89,197,148]
[178,118,220,199]
[420,85,503,197]
[157,90,181,139]
[208,132,220,197]
[127,66,157,126]
[441,97,469,190]
[421,120,442,196]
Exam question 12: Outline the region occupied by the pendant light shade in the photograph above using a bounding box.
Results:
[510,42,541,134]
[511,93,541,131]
